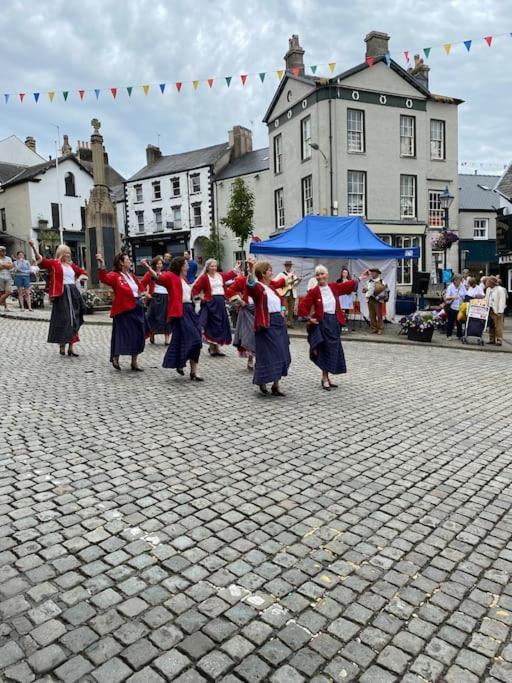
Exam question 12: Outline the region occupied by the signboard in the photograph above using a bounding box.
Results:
[468,299,489,321]
[498,254,512,264]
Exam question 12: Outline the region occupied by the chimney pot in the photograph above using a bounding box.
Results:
[284,34,305,76]
[25,136,37,153]
[146,144,162,166]
[364,30,390,59]
[229,126,253,160]
[408,52,430,90]
[61,134,72,156]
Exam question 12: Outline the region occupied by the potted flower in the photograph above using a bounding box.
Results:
[431,231,459,251]
[399,311,438,342]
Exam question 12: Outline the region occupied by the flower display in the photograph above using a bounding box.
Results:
[430,231,459,250]
[399,311,443,332]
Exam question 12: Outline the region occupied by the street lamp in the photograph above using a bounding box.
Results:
[439,186,454,272]
[309,142,328,166]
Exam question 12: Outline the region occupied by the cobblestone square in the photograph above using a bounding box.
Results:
[1,317,511,682]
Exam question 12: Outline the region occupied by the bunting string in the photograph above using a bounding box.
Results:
[1,30,511,103]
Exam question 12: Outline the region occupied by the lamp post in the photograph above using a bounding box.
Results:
[439,186,454,274]
[309,142,332,215]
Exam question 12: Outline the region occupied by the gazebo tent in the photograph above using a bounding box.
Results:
[250,215,420,320]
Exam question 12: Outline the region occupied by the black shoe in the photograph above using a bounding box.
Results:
[328,381,338,388]
[112,360,121,371]
[176,368,185,376]
[190,373,204,381]
[131,364,144,372]
[271,385,285,397]
[213,351,226,357]
[59,345,66,356]
[321,381,331,391]
[68,349,79,357]
[259,384,269,395]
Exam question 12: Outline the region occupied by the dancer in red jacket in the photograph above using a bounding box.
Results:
[140,256,171,345]
[299,265,366,390]
[29,239,87,357]
[96,252,146,371]
[225,255,257,371]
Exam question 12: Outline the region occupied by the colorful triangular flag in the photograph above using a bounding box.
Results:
[193,80,199,91]
[443,43,452,55]
[328,62,336,73]
[126,86,133,96]
[385,52,391,66]
[464,40,472,52]
[142,85,150,95]
[19,93,25,102]
[404,50,410,63]
[366,56,374,68]
[33,92,40,103]
[292,66,300,77]
[207,78,214,88]
[310,65,317,74]
[277,69,284,80]
[240,74,248,86]
[259,72,266,83]
[94,89,100,99]
[484,35,493,47]
[159,83,165,94]
[62,91,69,101]
[48,91,55,102]
[110,87,117,98]
[79,90,85,100]
[225,76,232,87]
[423,47,431,58]
[176,82,182,92]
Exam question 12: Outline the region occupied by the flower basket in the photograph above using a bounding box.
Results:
[431,231,459,250]
[407,327,434,342]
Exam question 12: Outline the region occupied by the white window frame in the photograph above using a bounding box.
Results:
[192,203,202,227]
[347,109,365,153]
[172,206,182,226]
[396,236,420,285]
[190,174,201,194]
[273,134,282,174]
[134,184,143,202]
[275,188,285,229]
[171,177,181,197]
[400,175,417,219]
[347,171,366,216]
[428,190,445,227]
[400,115,415,157]
[473,218,488,240]
[135,210,144,233]
[153,208,162,232]
[301,116,311,161]
[430,119,445,160]
[152,181,161,200]
[301,176,313,216]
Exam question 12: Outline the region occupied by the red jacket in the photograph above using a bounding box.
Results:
[155,271,185,319]
[191,270,237,301]
[140,271,156,296]
[225,274,252,304]
[40,258,87,299]
[298,280,358,325]
[246,277,286,332]
[98,269,144,317]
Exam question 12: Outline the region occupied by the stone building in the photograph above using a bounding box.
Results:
[458,173,500,275]
[262,33,462,290]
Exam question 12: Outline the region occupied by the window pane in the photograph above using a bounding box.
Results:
[347,110,364,152]
[347,171,365,215]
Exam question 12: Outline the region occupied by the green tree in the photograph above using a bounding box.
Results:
[220,177,254,251]
[203,223,224,264]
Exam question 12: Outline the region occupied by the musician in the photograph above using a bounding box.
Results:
[277,260,299,328]
[247,260,290,396]
[364,267,388,335]
[191,258,239,357]
[140,256,171,345]
[142,256,204,380]
[29,239,87,357]
[298,265,362,390]
[225,255,256,371]
[96,252,146,371]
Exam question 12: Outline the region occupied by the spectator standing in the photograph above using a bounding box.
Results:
[184,250,198,283]
[444,274,467,341]
[162,253,172,272]
[486,276,507,346]
[277,260,299,328]
[0,245,13,310]
[13,250,33,311]
[364,267,387,335]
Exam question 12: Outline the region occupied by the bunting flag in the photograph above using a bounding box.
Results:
[3,30,509,106]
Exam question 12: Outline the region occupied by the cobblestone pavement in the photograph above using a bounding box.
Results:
[1,317,512,683]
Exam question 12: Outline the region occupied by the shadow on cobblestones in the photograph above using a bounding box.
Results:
[0,318,511,682]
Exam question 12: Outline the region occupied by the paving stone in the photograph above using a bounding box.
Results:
[377,645,411,675]
[122,637,160,670]
[359,666,398,683]
[0,640,24,668]
[54,654,93,682]
[259,638,293,665]
[27,644,67,674]
[92,656,133,683]
[234,654,271,682]
[324,656,360,682]
[86,636,123,665]
[197,650,234,679]
[270,664,305,682]
[127,667,166,683]
[153,650,191,678]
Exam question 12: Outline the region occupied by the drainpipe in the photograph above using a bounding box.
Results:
[328,96,333,215]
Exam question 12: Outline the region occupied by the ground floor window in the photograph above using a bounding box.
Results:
[378,234,421,286]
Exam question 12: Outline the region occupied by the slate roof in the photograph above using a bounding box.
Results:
[215,148,270,181]
[459,174,500,211]
[0,161,28,184]
[495,163,512,201]
[128,143,230,182]
[110,184,125,202]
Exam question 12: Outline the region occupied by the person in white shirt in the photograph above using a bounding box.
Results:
[0,245,14,311]
[444,275,467,340]
[277,260,299,328]
[486,276,507,346]
[465,277,485,300]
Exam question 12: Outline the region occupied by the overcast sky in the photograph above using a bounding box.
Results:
[1,0,511,179]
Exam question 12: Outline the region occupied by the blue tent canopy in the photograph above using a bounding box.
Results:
[250,216,420,260]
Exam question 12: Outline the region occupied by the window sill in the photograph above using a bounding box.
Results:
[133,201,143,204]
[400,155,416,159]
[190,190,201,195]
[152,198,162,202]
[472,236,488,241]
[274,171,283,177]
[171,195,181,199]
[430,158,446,162]
[347,150,366,155]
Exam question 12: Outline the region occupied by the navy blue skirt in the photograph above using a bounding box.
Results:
[253,312,291,385]
[110,300,146,360]
[233,304,255,356]
[163,303,202,369]
[146,293,172,334]
[199,295,232,345]
[308,313,346,374]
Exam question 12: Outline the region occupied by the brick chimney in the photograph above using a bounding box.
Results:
[364,31,390,59]
[284,34,305,76]
[146,144,162,166]
[228,126,253,160]
[408,54,430,90]
[25,136,36,153]
[76,140,92,162]
[61,134,72,156]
